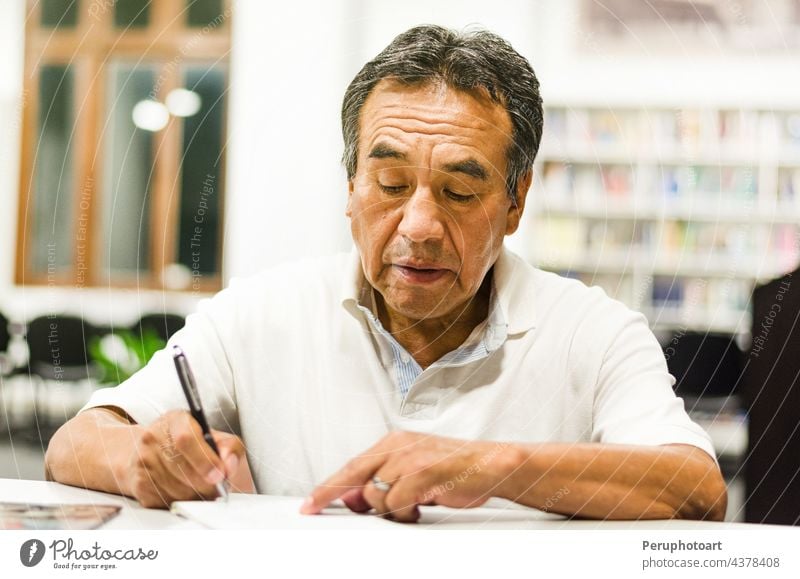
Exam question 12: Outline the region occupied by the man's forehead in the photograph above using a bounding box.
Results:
[360,78,512,134]
[367,140,491,181]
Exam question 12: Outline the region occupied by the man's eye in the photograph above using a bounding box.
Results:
[445,189,475,203]
[379,184,407,194]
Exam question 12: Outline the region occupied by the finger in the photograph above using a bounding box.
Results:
[227,457,256,494]
[301,443,393,514]
[157,468,215,506]
[152,433,220,501]
[130,472,174,509]
[213,432,255,493]
[163,412,227,487]
[129,451,176,508]
[163,455,220,500]
[129,420,209,506]
[388,501,420,523]
[212,431,247,479]
[162,424,248,499]
[129,441,215,508]
[339,488,372,513]
[361,473,393,517]
[384,480,424,523]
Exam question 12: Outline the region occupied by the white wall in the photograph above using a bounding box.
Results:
[355,0,542,59]
[533,0,800,108]
[223,0,356,279]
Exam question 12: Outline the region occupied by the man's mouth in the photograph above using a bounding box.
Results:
[393,263,449,283]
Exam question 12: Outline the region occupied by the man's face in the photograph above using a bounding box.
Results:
[347,79,528,322]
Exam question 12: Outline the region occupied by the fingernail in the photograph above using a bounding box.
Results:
[225,454,239,475]
[207,468,224,485]
[300,496,315,514]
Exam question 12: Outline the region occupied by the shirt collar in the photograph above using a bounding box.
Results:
[340,246,368,320]
[491,244,538,335]
[340,244,537,337]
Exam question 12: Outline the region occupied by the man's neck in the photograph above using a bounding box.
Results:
[375,272,492,370]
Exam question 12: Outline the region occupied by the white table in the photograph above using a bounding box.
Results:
[0,478,201,529]
[0,478,778,530]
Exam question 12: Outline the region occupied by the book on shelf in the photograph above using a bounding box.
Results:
[530,104,800,336]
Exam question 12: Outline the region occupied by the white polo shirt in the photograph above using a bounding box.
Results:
[80,245,716,496]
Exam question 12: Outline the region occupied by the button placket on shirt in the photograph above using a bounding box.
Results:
[401,350,496,418]
[354,286,508,417]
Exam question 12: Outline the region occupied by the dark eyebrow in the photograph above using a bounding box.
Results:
[441,159,489,181]
[367,143,407,161]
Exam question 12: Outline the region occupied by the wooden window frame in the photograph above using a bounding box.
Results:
[16,0,231,291]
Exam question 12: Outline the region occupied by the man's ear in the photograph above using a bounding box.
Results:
[346,179,354,218]
[505,169,532,236]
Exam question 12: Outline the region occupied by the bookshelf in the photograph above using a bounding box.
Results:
[523,105,800,337]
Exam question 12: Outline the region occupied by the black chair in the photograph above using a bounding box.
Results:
[22,315,102,440]
[662,330,745,483]
[0,311,11,375]
[133,313,185,344]
[664,332,743,399]
[26,315,100,382]
[0,312,12,436]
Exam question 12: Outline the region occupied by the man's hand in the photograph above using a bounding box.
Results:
[122,410,255,508]
[300,431,517,522]
[299,432,728,523]
[46,407,256,509]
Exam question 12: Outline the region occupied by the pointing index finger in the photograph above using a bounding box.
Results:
[300,451,388,514]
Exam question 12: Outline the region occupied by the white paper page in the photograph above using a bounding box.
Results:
[171,494,564,530]
[171,495,407,530]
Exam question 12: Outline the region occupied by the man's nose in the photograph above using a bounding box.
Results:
[396,186,445,243]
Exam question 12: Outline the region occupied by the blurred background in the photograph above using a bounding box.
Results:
[1,0,799,524]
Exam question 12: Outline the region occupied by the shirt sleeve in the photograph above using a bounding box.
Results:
[78,287,241,434]
[589,305,718,464]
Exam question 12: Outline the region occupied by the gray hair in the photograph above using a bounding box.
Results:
[341,24,543,202]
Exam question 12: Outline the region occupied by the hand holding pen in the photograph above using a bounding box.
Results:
[172,345,232,501]
[119,402,254,509]
[67,347,255,510]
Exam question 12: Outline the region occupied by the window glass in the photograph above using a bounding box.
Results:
[31,65,75,275]
[101,64,157,275]
[187,0,225,28]
[41,0,78,28]
[176,64,226,277]
[114,0,150,29]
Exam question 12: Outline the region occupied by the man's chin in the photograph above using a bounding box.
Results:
[382,295,457,323]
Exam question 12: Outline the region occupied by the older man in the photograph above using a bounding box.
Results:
[46,25,727,522]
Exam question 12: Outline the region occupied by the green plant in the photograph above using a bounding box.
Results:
[88,329,166,386]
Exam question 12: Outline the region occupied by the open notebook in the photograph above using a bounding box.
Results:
[170,494,562,530]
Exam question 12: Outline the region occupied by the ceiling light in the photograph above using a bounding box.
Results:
[132,100,170,132]
[166,88,202,117]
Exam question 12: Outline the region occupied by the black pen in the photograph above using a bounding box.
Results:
[172,345,229,501]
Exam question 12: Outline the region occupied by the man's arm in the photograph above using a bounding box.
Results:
[45,406,255,508]
[300,432,727,522]
[496,441,726,520]
[45,407,140,494]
